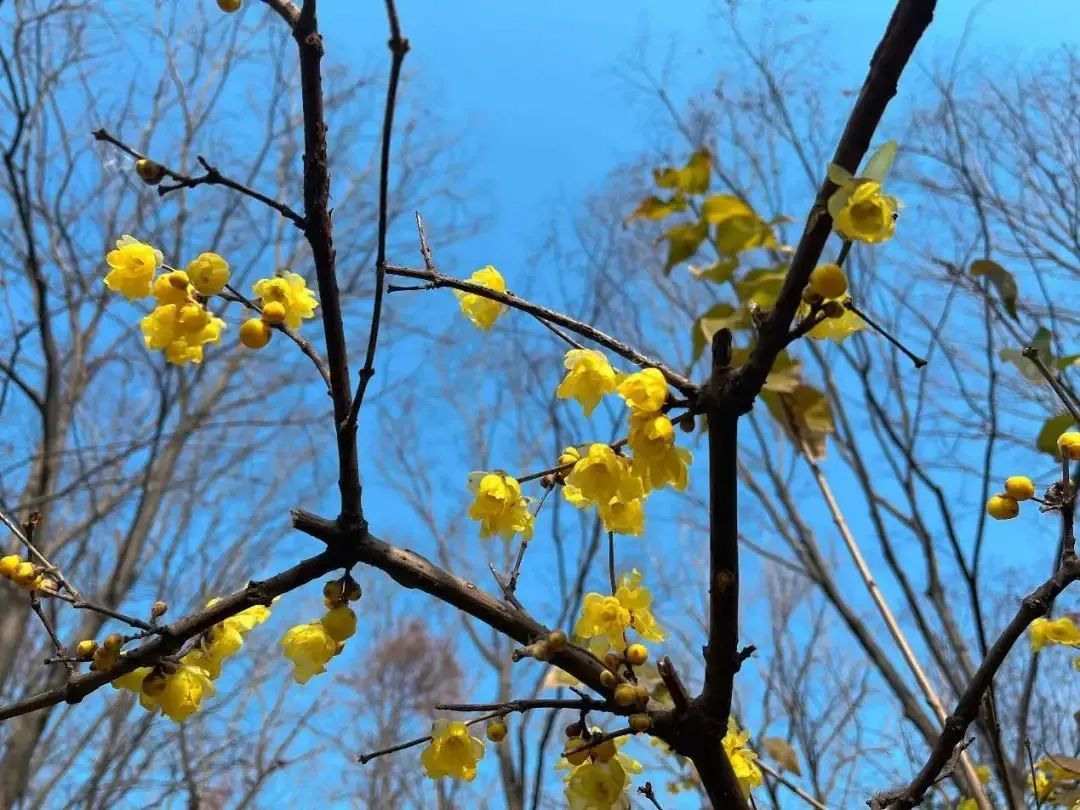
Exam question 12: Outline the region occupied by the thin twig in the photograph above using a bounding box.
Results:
[221,285,332,392]
[1024,738,1043,810]
[1022,346,1080,424]
[349,0,410,424]
[844,298,927,369]
[91,129,305,228]
[29,594,73,676]
[637,781,665,810]
[758,761,830,810]
[385,264,697,395]
[607,532,617,595]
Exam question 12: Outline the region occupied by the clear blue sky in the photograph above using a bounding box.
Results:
[264,2,1080,807]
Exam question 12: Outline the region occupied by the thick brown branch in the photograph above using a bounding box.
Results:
[292,2,363,527]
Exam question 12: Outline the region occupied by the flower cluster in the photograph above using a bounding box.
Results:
[279,576,361,684]
[560,726,643,810]
[104,602,270,723]
[555,357,692,536]
[0,553,51,592]
[465,471,535,541]
[723,720,764,798]
[1028,757,1080,807]
[102,235,318,363]
[573,569,664,657]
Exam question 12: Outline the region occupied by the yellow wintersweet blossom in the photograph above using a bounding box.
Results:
[574,569,663,654]
[627,413,692,492]
[556,349,619,416]
[466,472,534,541]
[280,621,337,683]
[110,666,153,694]
[157,659,216,722]
[104,235,164,300]
[565,445,644,506]
[152,270,192,306]
[253,272,319,330]
[598,497,644,536]
[723,722,763,797]
[141,304,226,365]
[615,368,668,413]
[615,569,664,643]
[420,719,485,781]
[826,142,901,244]
[564,758,629,810]
[322,605,357,642]
[186,252,231,296]
[192,601,271,678]
[1030,616,1080,652]
[453,265,508,331]
[808,306,865,342]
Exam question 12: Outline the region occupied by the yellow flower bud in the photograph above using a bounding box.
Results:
[591,736,617,763]
[613,683,637,707]
[625,644,648,666]
[808,263,848,299]
[322,606,357,643]
[342,578,362,602]
[323,580,344,603]
[261,301,287,326]
[599,669,617,688]
[91,647,117,672]
[239,318,272,349]
[1004,476,1035,501]
[986,494,1019,521]
[75,639,98,658]
[1058,432,1080,460]
[821,299,845,319]
[135,159,165,185]
[0,555,21,578]
[103,632,124,652]
[486,719,508,742]
[603,651,621,671]
[547,630,567,653]
[633,684,649,705]
[151,600,168,619]
[217,0,242,13]
[564,722,582,738]
[564,737,590,766]
[531,641,551,661]
[629,713,652,732]
[12,561,37,589]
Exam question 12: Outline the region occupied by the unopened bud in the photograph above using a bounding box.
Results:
[103,633,123,653]
[75,639,98,659]
[546,630,567,653]
[151,600,168,619]
[822,299,845,319]
[135,159,166,185]
[565,722,582,738]
[629,713,652,732]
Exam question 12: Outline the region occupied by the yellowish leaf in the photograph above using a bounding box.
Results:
[626,194,688,222]
[653,149,711,195]
[761,737,802,776]
[701,194,754,224]
[661,220,708,274]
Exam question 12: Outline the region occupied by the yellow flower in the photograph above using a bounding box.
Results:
[157,659,215,722]
[193,602,271,678]
[322,605,357,642]
[453,265,508,331]
[556,350,619,416]
[564,759,629,810]
[253,272,319,330]
[574,594,631,654]
[420,719,485,781]
[280,621,337,683]
[186,253,231,296]
[723,723,763,797]
[615,569,664,643]
[615,368,668,413]
[110,666,153,693]
[805,303,865,342]
[598,497,644,536]
[956,799,977,810]
[573,570,663,655]
[1030,616,1080,652]
[627,413,692,492]
[466,472,534,541]
[826,143,900,244]
[140,305,225,365]
[152,270,192,306]
[565,445,643,506]
[104,235,163,300]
